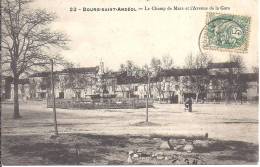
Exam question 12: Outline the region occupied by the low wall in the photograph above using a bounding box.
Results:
[47,98,153,109]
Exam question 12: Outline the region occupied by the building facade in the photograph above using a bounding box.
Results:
[2,62,258,103]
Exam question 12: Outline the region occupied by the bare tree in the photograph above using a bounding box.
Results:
[2,0,69,118]
[118,60,143,98]
[150,57,161,74]
[63,72,97,99]
[252,66,259,96]
[161,55,175,103]
[184,53,195,69]
[183,53,211,103]
[150,56,174,102]
[119,60,141,77]
[229,55,246,103]
[150,57,163,101]
[162,54,173,70]
[252,66,259,74]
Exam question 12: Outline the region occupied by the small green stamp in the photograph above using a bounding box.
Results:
[203,13,251,53]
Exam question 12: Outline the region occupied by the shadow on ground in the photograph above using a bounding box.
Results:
[2,133,259,165]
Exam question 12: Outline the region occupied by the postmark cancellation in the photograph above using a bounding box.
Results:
[202,13,251,53]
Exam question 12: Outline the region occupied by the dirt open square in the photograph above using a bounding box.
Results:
[1,101,259,165]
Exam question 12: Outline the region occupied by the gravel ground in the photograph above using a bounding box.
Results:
[2,101,258,143]
[1,133,258,165]
[1,101,259,165]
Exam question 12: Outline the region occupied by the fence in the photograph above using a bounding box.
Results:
[47,97,153,109]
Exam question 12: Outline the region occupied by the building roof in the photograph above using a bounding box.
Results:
[101,71,126,79]
[61,66,99,74]
[3,77,29,84]
[117,76,145,85]
[2,75,13,80]
[240,73,258,82]
[117,75,159,85]
[29,72,51,78]
[18,78,30,84]
[208,73,259,82]
[208,62,239,69]
[29,66,99,78]
[159,68,208,77]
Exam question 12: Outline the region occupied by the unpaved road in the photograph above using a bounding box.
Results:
[2,102,258,143]
[1,101,259,165]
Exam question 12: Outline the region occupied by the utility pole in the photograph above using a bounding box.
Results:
[50,59,58,136]
[146,69,150,123]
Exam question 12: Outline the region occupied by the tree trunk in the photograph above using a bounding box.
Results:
[13,77,21,119]
[240,93,243,104]
[233,93,237,103]
[196,93,199,103]
[225,89,231,104]
[159,91,162,103]
[162,93,165,102]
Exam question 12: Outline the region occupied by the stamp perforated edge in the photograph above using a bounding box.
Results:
[202,12,251,54]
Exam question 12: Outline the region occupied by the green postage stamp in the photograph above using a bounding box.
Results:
[203,13,251,53]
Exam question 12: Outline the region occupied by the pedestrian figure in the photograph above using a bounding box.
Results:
[127,151,134,164]
[184,98,189,112]
[188,97,192,112]
[202,97,206,103]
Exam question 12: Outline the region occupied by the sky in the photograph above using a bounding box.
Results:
[31,0,258,71]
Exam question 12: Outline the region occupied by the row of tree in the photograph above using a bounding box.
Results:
[118,53,255,104]
[118,54,174,77]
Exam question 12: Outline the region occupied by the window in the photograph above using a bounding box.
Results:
[40,92,46,98]
[75,92,81,99]
[134,86,138,91]
[59,92,64,99]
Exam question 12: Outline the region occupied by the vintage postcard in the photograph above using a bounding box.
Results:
[1,0,259,165]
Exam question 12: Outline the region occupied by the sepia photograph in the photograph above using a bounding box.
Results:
[0,0,259,165]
